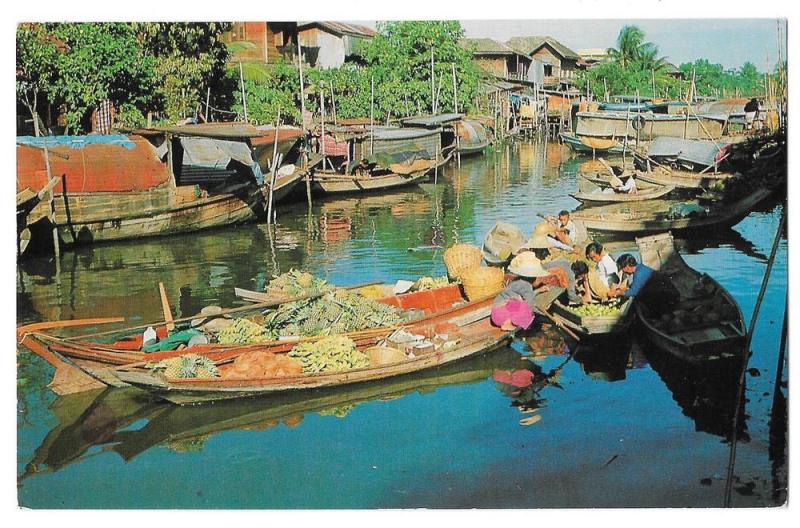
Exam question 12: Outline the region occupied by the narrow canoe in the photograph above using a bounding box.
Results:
[634,166,734,190]
[559,132,625,155]
[549,298,635,339]
[572,173,674,203]
[570,188,772,234]
[17,282,472,395]
[310,168,429,195]
[634,232,746,362]
[113,298,512,404]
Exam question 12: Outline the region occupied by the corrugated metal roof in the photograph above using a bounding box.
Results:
[460,37,527,58]
[400,114,464,128]
[506,36,580,61]
[297,21,377,38]
[133,123,263,139]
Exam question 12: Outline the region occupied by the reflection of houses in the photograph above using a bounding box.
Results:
[223,22,299,64]
[506,36,581,89]
[460,38,533,82]
[297,21,376,69]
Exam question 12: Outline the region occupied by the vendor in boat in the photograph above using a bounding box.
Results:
[491,253,550,332]
[585,241,622,294]
[570,260,611,304]
[615,254,655,298]
[535,216,578,253]
[607,171,638,194]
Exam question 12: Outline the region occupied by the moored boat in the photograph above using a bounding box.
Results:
[575,110,724,141]
[559,132,625,155]
[573,172,674,203]
[570,188,772,234]
[112,296,511,404]
[455,119,490,156]
[16,124,305,251]
[634,232,746,362]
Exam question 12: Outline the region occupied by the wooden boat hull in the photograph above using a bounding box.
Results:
[549,298,635,338]
[115,318,511,404]
[571,188,772,234]
[575,111,724,140]
[635,168,733,190]
[634,232,746,362]
[560,133,625,154]
[24,172,303,246]
[311,169,428,195]
[571,184,674,203]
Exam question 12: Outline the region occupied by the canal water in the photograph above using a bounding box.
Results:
[16,139,787,508]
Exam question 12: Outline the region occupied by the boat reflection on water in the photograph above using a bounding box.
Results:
[644,345,748,441]
[19,346,527,479]
[572,338,636,382]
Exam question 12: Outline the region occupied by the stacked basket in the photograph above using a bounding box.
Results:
[444,244,505,301]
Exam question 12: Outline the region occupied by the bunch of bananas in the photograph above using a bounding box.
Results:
[216,318,274,344]
[150,354,220,379]
[288,336,370,374]
[266,269,330,298]
[414,275,450,291]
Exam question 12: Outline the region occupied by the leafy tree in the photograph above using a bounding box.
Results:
[16,24,59,135]
[134,23,232,122]
[48,23,155,133]
[231,58,302,125]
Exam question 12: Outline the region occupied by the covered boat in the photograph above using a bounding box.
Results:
[559,132,625,155]
[455,119,490,156]
[641,136,730,172]
[16,124,305,251]
[310,125,441,194]
[634,232,746,362]
[570,188,773,234]
[575,111,724,140]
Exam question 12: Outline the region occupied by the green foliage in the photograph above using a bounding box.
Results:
[46,23,156,133]
[134,23,232,121]
[679,59,767,97]
[231,58,302,125]
[16,24,59,127]
[577,60,682,100]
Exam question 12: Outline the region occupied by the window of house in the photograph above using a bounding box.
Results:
[544,64,553,76]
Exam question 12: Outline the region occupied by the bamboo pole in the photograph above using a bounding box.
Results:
[158,282,175,332]
[330,80,338,125]
[452,63,461,166]
[239,62,248,122]
[430,47,435,113]
[205,87,211,122]
[370,76,375,155]
[297,40,311,209]
[266,108,282,225]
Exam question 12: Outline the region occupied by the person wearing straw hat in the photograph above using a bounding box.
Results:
[190,306,234,334]
[491,253,550,332]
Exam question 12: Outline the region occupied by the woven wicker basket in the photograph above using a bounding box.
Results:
[460,266,505,301]
[443,244,482,279]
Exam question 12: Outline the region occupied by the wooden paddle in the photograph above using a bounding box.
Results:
[158,282,175,332]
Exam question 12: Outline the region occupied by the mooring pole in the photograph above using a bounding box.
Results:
[297,41,311,209]
[266,108,281,225]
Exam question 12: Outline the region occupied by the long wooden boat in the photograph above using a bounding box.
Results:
[570,188,772,234]
[549,298,635,339]
[575,111,724,140]
[559,132,625,155]
[17,282,476,396]
[17,125,304,250]
[112,295,512,404]
[634,166,734,190]
[310,168,430,195]
[634,232,746,362]
[573,172,674,203]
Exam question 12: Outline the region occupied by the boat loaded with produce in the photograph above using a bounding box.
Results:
[17,267,508,399]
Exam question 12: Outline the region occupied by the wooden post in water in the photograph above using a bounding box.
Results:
[266,108,282,225]
[239,62,248,122]
[42,138,60,265]
[452,63,461,166]
[370,76,375,155]
[297,41,311,209]
[320,88,328,170]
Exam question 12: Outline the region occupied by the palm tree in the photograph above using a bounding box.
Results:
[607,25,665,70]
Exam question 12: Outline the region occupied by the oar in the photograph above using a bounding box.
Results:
[158,282,175,332]
[537,306,581,342]
[16,317,126,343]
[234,280,383,303]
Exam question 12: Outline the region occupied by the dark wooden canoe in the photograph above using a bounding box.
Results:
[634,232,746,362]
[634,166,734,190]
[310,167,429,195]
[570,188,772,234]
[559,132,625,154]
[113,297,512,404]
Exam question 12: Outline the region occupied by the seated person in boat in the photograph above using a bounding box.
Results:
[585,241,622,294]
[515,232,577,299]
[538,214,579,253]
[491,253,550,332]
[615,253,655,298]
[606,171,637,194]
[570,260,611,304]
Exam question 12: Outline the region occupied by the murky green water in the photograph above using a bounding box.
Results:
[16,139,787,508]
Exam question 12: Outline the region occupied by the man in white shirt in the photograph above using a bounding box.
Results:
[585,241,621,294]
